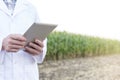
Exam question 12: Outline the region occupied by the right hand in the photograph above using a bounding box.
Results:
[2,34,26,52]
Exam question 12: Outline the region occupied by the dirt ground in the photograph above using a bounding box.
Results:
[39,54,120,80]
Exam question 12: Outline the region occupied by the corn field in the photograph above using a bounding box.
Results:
[45,31,120,60]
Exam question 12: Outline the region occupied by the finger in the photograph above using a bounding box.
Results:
[10,34,26,41]
[25,46,40,55]
[34,39,44,47]
[9,39,26,46]
[6,48,19,52]
[29,42,43,52]
[9,44,24,49]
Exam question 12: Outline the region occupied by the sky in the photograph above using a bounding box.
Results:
[29,0,120,40]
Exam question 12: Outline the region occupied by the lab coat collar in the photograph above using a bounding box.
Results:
[13,0,29,16]
[0,0,9,15]
[0,0,29,16]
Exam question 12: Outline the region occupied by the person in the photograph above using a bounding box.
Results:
[0,0,47,80]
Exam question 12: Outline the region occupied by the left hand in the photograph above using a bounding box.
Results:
[25,39,44,55]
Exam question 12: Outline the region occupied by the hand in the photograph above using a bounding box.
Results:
[2,34,26,52]
[25,39,44,55]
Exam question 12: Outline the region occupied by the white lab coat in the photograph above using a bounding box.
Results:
[0,0,47,80]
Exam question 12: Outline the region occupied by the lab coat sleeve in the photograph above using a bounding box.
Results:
[0,37,3,50]
[32,38,47,63]
[0,34,5,51]
[31,8,47,63]
[0,34,5,64]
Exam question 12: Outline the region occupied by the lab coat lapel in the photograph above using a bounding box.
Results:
[13,0,28,16]
[0,0,28,16]
[0,0,10,15]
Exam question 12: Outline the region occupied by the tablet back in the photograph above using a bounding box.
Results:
[24,23,57,44]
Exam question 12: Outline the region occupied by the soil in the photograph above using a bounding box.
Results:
[39,54,120,80]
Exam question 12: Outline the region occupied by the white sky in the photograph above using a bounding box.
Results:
[29,0,120,40]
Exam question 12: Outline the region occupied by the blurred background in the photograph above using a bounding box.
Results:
[29,0,120,40]
[28,0,120,80]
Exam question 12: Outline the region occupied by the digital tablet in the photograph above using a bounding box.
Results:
[23,23,57,45]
